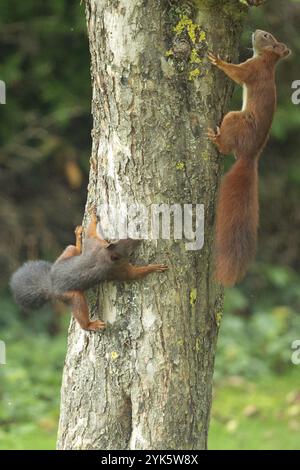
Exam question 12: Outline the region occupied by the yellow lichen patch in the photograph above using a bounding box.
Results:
[188,68,201,81]
[173,15,191,35]
[166,13,207,82]
[176,161,185,170]
[173,15,206,45]
[173,15,197,44]
[187,23,197,44]
[190,288,197,305]
[111,351,119,360]
[216,311,223,327]
[199,31,206,42]
[190,48,202,64]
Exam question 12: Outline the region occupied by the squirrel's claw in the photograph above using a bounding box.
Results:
[154,264,168,273]
[88,204,99,220]
[207,52,222,66]
[88,319,106,331]
[207,127,221,142]
[207,51,216,63]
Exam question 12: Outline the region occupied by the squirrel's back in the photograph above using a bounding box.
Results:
[51,238,110,294]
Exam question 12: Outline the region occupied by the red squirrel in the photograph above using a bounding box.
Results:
[207,30,290,287]
[10,209,168,331]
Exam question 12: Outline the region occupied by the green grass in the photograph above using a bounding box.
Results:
[1,297,300,450]
[0,425,57,450]
[209,371,300,450]
[1,356,299,450]
[0,328,66,450]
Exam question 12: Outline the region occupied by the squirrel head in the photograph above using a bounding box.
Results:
[252,30,291,60]
[105,238,141,262]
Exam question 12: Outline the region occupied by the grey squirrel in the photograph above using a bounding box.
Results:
[207,30,291,287]
[10,209,168,331]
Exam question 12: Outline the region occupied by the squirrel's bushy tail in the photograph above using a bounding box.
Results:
[10,260,53,310]
[215,158,259,287]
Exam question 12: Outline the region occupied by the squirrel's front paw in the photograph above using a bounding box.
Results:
[207,52,222,66]
[152,264,168,273]
[75,225,83,237]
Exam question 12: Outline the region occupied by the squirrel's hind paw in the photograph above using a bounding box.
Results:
[88,204,99,220]
[86,319,106,331]
[207,126,221,142]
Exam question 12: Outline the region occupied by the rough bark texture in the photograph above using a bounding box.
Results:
[57,0,245,450]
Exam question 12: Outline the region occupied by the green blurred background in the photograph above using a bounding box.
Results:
[0,0,299,450]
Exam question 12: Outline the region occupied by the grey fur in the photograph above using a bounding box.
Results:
[51,238,140,294]
[51,239,110,295]
[10,260,53,310]
[10,238,140,311]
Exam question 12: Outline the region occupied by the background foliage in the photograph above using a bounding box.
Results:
[0,0,299,450]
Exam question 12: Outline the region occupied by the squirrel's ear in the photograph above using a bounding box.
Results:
[106,241,118,250]
[105,242,120,261]
[274,42,291,58]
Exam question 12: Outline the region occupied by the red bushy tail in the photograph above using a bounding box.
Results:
[215,158,259,287]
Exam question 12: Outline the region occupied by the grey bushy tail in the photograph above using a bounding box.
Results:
[10,260,53,310]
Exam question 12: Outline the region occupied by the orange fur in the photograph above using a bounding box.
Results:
[215,159,258,287]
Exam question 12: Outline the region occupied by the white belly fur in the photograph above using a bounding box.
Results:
[242,84,248,111]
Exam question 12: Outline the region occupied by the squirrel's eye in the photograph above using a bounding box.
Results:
[264,33,269,39]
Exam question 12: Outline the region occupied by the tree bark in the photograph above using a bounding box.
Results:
[57,0,245,450]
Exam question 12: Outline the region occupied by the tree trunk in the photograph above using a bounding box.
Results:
[57,0,245,450]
